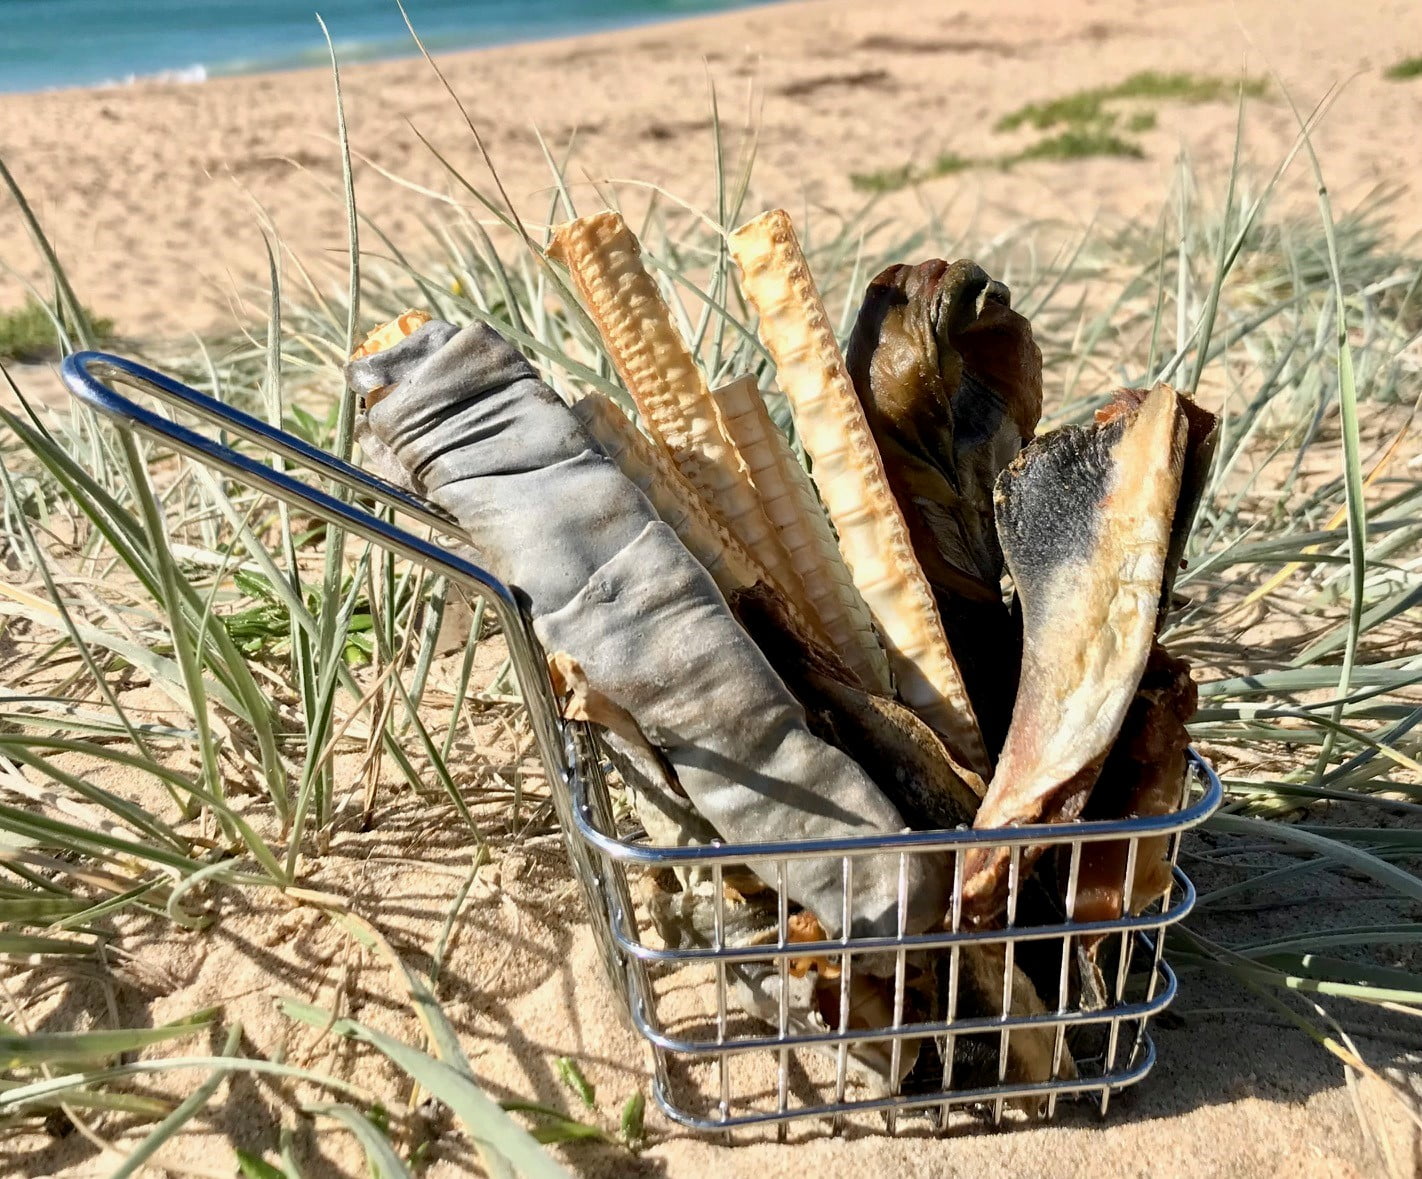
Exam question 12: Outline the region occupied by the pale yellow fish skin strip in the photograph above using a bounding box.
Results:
[567,391,767,596]
[713,374,891,693]
[548,211,810,616]
[728,209,989,778]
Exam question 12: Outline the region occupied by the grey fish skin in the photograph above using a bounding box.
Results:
[347,319,950,942]
[962,384,1187,922]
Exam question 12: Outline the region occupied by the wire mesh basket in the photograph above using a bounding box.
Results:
[62,351,1222,1140]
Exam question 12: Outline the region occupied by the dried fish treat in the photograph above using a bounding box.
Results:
[548,212,810,619]
[1095,386,1219,623]
[713,374,891,691]
[962,383,1188,920]
[729,582,980,833]
[1072,646,1196,926]
[642,875,916,1090]
[1068,390,1217,927]
[847,259,1042,751]
[948,941,1076,1103]
[728,209,989,784]
[567,391,769,597]
[347,316,950,941]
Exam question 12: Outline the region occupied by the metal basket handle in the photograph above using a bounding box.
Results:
[58,348,640,1005]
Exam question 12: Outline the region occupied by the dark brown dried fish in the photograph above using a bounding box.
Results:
[846,259,1042,752]
[1071,646,1197,925]
[962,384,1189,922]
[730,581,981,831]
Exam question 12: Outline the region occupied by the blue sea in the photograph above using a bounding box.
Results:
[0,0,778,93]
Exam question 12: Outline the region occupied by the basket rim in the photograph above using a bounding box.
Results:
[568,746,1223,865]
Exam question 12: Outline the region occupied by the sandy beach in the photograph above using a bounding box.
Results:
[2,0,1421,340]
[5,3,1422,1177]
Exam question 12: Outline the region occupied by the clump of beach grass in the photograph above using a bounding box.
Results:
[994,70,1268,132]
[0,44,1420,1179]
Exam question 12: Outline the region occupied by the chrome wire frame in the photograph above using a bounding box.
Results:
[62,351,1222,1139]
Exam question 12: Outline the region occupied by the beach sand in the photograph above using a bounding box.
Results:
[4,2,1422,1176]
[2,0,1420,340]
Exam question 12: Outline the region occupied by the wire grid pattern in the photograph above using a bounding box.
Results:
[569,731,1218,1135]
[62,351,1221,1141]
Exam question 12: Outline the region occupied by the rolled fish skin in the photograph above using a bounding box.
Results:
[961,383,1188,922]
[348,318,950,941]
[845,259,1042,753]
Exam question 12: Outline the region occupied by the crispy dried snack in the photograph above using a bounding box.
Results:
[728,209,989,783]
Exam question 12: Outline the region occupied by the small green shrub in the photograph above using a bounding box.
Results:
[851,150,974,193]
[1006,128,1145,164]
[0,295,113,362]
[1384,55,1422,81]
[997,71,1267,133]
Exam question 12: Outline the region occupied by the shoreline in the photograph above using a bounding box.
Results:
[3,1,786,99]
[1,0,1419,340]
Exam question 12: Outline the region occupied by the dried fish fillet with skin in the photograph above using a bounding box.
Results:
[1072,646,1196,928]
[548,212,809,616]
[846,259,1042,751]
[347,317,950,942]
[728,209,989,781]
[1072,393,1216,926]
[962,384,1188,921]
[713,373,890,690]
[1095,387,1219,623]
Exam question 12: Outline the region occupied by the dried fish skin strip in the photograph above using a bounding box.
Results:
[728,209,989,780]
[713,373,890,691]
[349,318,950,940]
[963,384,1188,920]
[568,391,767,596]
[351,321,719,883]
[548,211,807,613]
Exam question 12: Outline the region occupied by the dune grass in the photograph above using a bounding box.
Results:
[0,47,1420,1178]
[994,70,1268,133]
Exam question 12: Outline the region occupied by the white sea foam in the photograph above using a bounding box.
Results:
[97,63,209,89]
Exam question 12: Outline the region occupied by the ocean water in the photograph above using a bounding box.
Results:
[0,0,776,93]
